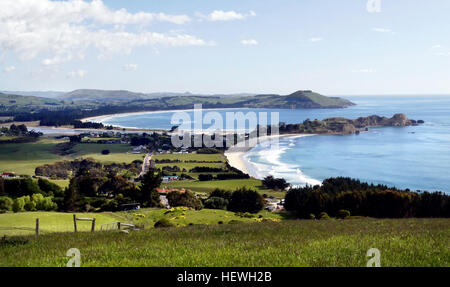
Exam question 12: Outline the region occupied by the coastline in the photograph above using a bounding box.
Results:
[225,134,310,176]
[80,107,252,124]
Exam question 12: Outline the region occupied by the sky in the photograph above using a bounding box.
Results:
[0,0,449,96]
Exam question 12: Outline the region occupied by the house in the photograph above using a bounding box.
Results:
[162,176,179,183]
[2,172,16,179]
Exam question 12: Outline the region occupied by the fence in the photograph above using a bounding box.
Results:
[0,218,40,237]
[100,222,136,232]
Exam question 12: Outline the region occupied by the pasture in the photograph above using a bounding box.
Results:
[0,139,144,176]
[0,212,120,236]
[0,218,448,267]
[164,178,284,198]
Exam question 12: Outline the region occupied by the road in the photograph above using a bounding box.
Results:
[139,151,153,177]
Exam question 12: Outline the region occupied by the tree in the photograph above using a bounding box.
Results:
[38,178,64,197]
[262,176,290,190]
[64,178,80,211]
[228,188,264,214]
[167,190,203,210]
[140,169,162,207]
[204,197,228,210]
[12,197,25,213]
[0,196,13,211]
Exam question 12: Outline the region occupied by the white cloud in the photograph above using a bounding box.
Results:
[3,66,16,72]
[200,10,256,22]
[372,28,393,33]
[309,37,323,42]
[67,69,87,79]
[123,63,138,71]
[241,39,258,46]
[0,0,207,65]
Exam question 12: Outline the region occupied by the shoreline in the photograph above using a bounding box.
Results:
[80,107,252,124]
[224,134,311,176]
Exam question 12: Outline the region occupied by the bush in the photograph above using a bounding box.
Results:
[204,197,228,210]
[154,218,175,228]
[228,188,264,214]
[38,178,64,197]
[319,212,330,220]
[337,209,351,219]
[198,174,214,181]
[197,148,220,154]
[12,197,25,213]
[167,191,203,210]
[262,176,290,190]
[0,196,13,211]
[309,213,316,220]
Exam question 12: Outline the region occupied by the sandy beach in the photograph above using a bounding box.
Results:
[225,134,310,175]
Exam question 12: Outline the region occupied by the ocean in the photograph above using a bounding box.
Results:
[99,95,450,193]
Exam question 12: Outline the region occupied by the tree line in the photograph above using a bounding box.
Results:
[284,177,450,218]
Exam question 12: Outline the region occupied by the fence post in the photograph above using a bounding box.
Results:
[91,218,96,232]
[35,218,39,237]
[117,222,121,231]
[73,214,77,233]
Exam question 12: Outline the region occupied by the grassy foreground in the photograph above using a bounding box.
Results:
[0,219,448,267]
[0,212,121,236]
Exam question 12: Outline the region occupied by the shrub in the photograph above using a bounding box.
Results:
[154,218,175,228]
[218,221,224,225]
[197,148,220,154]
[0,196,13,211]
[198,174,214,181]
[38,178,64,197]
[23,196,37,211]
[12,197,25,213]
[101,150,110,155]
[167,191,203,210]
[337,209,351,219]
[262,176,290,190]
[319,212,330,220]
[309,213,316,220]
[204,197,228,210]
[228,188,264,214]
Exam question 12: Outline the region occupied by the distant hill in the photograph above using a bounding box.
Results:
[59,89,148,101]
[1,91,66,99]
[0,92,62,106]
[56,89,354,109]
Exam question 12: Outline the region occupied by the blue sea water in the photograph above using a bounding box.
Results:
[99,96,450,193]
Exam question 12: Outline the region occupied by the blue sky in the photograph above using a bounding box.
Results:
[1,0,449,95]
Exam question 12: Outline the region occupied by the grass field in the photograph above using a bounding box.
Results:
[153,153,227,179]
[0,218,448,267]
[0,138,65,175]
[0,212,121,236]
[120,208,282,228]
[70,143,145,164]
[0,139,144,176]
[164,178,284,198]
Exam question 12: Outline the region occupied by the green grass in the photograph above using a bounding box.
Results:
[0,212,121,236]
[0,138,65,175]
[0,219,448,267]
[121,208,282,229]
[0,139,145,176]
[70,143,145,164]
[164,178,285,198]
